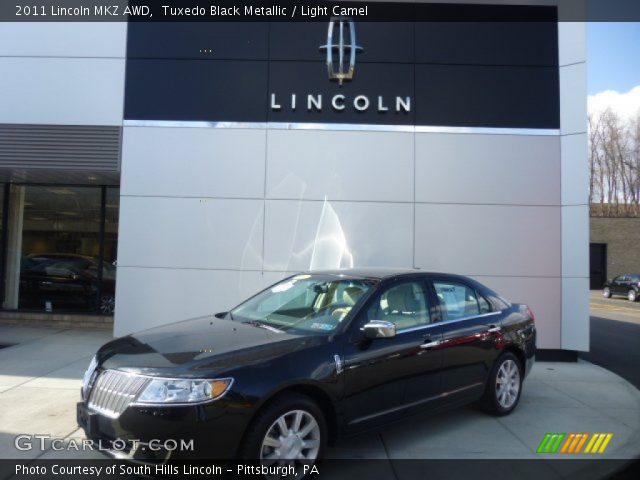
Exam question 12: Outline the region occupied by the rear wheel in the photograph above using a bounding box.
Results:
[238,393,327,466]
[481,352,523,416]
[603,287,612,298]
[628,290,637,302]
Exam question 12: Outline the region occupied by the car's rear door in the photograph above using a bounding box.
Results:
[430,277,504,401]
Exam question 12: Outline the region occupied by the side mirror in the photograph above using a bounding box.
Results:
[362,320,396,339]
[214,311,228,319]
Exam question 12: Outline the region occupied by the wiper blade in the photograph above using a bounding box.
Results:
[245,320,284,333]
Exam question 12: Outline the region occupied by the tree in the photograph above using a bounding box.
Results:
[589,108,640,217]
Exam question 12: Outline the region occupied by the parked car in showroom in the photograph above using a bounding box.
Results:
[77,269,536,464]
[19,253,116,314]
[603,273,640,302]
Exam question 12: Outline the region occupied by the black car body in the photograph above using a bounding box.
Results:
[603,274,640,302]
[77,269,536,463]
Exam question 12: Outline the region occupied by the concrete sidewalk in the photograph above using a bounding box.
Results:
[1,325,639,462]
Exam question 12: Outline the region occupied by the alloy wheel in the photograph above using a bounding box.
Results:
[629,290,637,302]
[100,295,115,315]
[495,359,520,409]
[260,409,321,462]
[603,287,611,298]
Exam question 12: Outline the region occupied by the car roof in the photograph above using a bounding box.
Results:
[300,268,471,281]
[28,253,93,260]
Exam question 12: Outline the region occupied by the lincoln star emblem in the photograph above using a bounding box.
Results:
[319,17,363,86]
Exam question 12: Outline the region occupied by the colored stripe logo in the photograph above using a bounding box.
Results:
[537,433,613,454]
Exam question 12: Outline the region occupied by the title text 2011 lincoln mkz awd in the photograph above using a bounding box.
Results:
[77,269,536,463]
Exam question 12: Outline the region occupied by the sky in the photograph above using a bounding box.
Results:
[587,22,640,119]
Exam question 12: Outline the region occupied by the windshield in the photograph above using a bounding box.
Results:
[231,274,377,334]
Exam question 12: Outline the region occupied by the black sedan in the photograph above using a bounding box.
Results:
[77,269,536,464]
[603,273,640,302]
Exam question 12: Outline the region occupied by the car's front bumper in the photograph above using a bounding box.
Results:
[77,395,251,462]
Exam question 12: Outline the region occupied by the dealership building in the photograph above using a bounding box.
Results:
[0,1,588,352]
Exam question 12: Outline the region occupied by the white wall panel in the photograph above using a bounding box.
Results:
[415,204,560,277]
[117,196,264,270]
[266,130,413,202]
[561,133,588,205]
[562,205,589,278]
[560,62,587,135]
[114,267,266,336]
[0,22,127,58]
[0,57,125,126]
[471,275,561,349]
[263,200,414,272]
[121,127,266,198]
[415,133,560,205]
[558,22,586,66]
[561,276,589,351]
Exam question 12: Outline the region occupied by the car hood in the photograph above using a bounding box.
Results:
[97,316,322,377]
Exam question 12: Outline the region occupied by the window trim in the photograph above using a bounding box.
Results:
[396,310,502,335]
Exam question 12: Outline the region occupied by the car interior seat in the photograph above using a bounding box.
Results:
[383,284,426,330]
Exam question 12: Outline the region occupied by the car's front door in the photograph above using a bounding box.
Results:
[341,277,443,430]
[611,275,624,293]
[612,275,628,295]
[431,278,503,401]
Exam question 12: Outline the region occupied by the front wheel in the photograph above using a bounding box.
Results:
[603,287,612,298]
[238,393,327,466]
[628,290,637,302]
[480,352,523,416]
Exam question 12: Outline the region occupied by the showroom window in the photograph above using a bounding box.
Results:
[1,184,119,315]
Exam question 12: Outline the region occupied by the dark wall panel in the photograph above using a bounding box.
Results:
[125,59,269,122]
[414,64,560,128]
[124,5,560,129]
[127,22,269,60]
[414,22,558,66]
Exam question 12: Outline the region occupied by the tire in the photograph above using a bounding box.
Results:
[628,290,637,302]
[603,287,612,298]
[238,393,327,465]
[480,352,523,416]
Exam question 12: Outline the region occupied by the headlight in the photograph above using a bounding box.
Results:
[81,355,98,400]
[135,377,233,405]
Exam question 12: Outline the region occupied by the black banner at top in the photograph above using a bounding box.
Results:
[3,0,640,22]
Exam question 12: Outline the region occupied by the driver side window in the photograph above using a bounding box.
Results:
[366,281,431,331]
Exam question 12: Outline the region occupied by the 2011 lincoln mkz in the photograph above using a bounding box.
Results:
[77,269,536,463]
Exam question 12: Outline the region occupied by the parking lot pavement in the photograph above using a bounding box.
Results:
[589,290,640,325]
[581,291,640,390]
[0,325,639,463]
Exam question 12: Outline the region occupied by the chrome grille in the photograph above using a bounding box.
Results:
[88,370,149,418]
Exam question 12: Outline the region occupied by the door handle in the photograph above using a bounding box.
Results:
[420,338,441,349]
[486,325,501,334]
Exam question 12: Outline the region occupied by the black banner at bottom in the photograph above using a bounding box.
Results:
[1,459,640,480]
